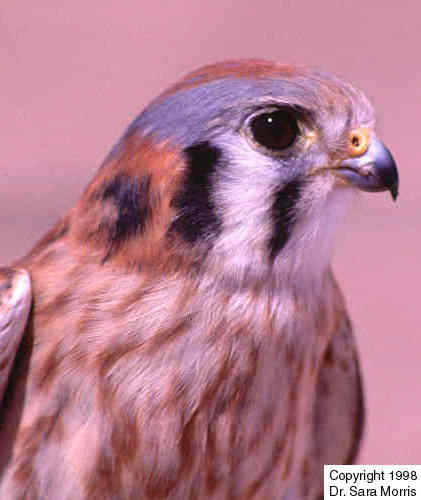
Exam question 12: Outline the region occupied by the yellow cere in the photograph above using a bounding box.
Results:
[348,127,370,157]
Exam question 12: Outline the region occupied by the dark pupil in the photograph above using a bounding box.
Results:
[250,110,298,150]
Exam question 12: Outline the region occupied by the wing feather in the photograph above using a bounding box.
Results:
[313,311,364,467]
[0,268,32,407]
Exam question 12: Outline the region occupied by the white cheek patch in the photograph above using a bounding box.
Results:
[276,175,356,287]
[210,134,280,261]
[203,132,355,290]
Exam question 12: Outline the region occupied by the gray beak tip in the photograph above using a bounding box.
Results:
[390,183,399,201]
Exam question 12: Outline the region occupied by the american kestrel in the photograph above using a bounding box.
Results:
[0,60,398,499]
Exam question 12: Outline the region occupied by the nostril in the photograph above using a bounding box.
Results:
[351,135,360,147]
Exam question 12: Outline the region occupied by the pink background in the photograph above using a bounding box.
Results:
[1,2,419,463]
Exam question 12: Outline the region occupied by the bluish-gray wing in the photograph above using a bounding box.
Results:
[0,268,31,406]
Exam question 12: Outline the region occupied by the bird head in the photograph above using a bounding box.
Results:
[73,60,398,286]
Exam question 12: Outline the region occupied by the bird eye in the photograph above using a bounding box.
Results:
[249,109,299,151]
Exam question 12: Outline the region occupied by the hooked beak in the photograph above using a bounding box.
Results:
[333,129,399,201]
